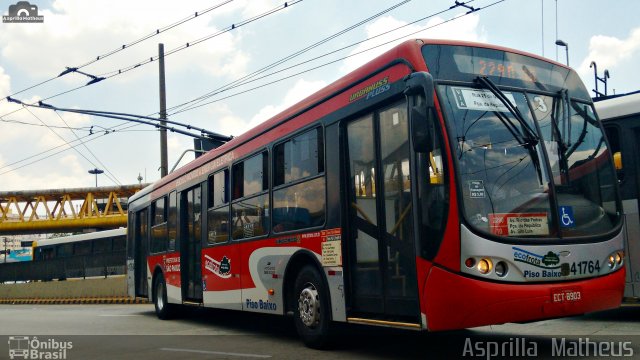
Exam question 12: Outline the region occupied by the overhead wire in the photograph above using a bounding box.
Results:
[0,123,137,175]
[167,0,483,115]
[166,0,413,114]
[0,117,107,132]
[1,0,501,176]
[96,1,303,78]
[21,107,121,185]
[0,0,404,176]
[0,124,139,176]
[53,110,123,185]
[172,0,501,116]
[0,0,302,122]
[0,0,235,102]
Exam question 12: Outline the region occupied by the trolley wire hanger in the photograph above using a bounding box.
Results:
[58,67,106,86]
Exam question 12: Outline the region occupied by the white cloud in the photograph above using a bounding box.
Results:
[245,78,327,131]
[577,27,640,84]
[0,66,102,190]
[0,67,10,96]
[195,78,327,140]
[0,0,256,83]
[340,13,485,74]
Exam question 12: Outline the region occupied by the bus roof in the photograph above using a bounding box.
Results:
[35,228,126,247]
[595,91,640,120]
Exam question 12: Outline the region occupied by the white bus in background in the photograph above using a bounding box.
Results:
[596,91,640,299]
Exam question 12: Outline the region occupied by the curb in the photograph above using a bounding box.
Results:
[0,297,149,305]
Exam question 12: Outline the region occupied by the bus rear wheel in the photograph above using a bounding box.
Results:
[153,274,175,320]
[292,265,332,349]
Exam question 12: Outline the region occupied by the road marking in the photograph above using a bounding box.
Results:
[160,347,271,358]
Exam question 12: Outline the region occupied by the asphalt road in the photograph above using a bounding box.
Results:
[1,304,640,359]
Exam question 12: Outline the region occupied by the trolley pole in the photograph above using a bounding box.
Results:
[159,43,168,178]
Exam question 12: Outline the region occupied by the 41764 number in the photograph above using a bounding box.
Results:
[570,260,600,275]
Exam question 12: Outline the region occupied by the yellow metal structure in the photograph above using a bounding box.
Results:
[0,185,147,234]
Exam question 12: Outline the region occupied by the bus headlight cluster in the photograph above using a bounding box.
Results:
[465,257,508,277]
[607,251,624,269]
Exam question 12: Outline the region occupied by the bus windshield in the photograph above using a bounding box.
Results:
[439,85,556,237]
[531,93,620,237]
[437,85,620,240]
[425,44,621,240]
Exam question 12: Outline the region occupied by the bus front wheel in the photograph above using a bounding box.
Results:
[292,265,332,349]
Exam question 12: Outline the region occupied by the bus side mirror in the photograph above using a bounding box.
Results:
[404,72,435,153]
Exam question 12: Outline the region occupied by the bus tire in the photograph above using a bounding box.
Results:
[153,274,175,320]
[292,265,332,349]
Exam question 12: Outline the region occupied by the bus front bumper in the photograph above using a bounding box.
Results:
[424,265,625,331]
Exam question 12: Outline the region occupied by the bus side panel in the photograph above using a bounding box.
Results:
[198,232,327,314]
[201,244,242,310]
[148,252,182,304]
[241,245,304,315]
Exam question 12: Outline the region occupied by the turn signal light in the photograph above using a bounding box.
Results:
[477,259,492,274]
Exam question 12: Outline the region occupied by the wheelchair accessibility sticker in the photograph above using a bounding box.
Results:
[559,206,575,228]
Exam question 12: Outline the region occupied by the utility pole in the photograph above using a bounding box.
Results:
[158,43,168,178]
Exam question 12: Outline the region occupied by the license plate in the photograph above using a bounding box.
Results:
[551,288,582,303]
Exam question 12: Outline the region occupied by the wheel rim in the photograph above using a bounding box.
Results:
[156,280,164,311]
[298,283,320,328]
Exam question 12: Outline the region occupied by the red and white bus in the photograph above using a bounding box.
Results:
[128,39,625,348]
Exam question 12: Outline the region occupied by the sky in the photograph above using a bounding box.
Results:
[0,0,639,192]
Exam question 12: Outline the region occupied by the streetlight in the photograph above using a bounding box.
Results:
[555,39,569,66]
[88,168,104,187]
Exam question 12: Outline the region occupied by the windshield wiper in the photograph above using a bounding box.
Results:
[475,76,540,148]
[475,76,542,183]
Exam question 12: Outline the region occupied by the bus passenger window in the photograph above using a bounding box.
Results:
[231,152,270,239]
[273,128,325,233]
[150,197,168,253]
[208,170,230,245]
[168,191,177,251]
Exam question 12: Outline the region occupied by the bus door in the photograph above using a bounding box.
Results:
[344,100,420,321]
[180,185,204,302]
[134,209,149,297]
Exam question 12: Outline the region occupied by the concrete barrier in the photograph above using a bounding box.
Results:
[0,276,128,299]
